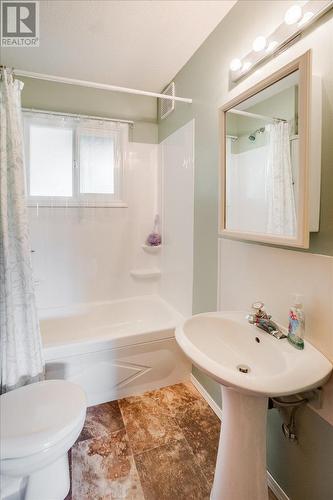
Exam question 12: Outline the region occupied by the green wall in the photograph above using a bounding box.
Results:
[158,1,333,499]
[20,76,158,143]
[267,407,333,500]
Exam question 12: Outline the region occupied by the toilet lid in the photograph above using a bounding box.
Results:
[0,380,87,459]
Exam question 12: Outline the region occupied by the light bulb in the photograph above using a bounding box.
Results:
[284,4,302,25]
[252,36,267,52]
[230,58,242,71]
[266,40,278,53]
[242,61,252,72]
[298,11,314,27]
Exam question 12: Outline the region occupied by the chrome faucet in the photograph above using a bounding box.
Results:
[247,302,287,340]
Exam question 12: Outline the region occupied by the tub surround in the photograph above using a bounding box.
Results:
[29,142,160,311]
[160,120,194,318]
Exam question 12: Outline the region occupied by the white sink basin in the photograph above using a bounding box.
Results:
[176,311,332,397]
[176,311,332,500]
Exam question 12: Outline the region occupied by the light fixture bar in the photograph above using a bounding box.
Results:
[230,0,333,82]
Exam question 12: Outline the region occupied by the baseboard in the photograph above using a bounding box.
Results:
[267,471,290,500]
[190,374,290,500]
[190,374,223,420]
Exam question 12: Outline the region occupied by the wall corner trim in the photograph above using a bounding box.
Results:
[190,374,290,500]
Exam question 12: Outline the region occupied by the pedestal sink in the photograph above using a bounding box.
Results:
[175,311,332,500]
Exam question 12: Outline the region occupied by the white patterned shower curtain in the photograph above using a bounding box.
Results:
[0,68,44,393]
[265,122,296,236]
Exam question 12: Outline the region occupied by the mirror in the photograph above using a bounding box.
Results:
[220,52,311,248]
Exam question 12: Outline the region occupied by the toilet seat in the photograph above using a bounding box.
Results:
[0,380,86,459]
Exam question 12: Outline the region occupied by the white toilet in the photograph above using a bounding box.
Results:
[0,380,87,500]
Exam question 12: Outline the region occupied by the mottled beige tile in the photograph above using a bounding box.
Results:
[71,428,144,499]
[134,438,211,500]
[78,401,124,442]
[69,383,276,499]
[119,395,184,455]
[148,381,204,416]
[120,382,202,416]
[119,392,162,416]
[175,398,221,484]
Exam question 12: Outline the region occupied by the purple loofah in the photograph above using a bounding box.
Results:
[146,232,161,246]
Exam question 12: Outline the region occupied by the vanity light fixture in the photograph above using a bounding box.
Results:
[242,61,252,72]
[298,11,315,26]
[229,0,333,82]
[229,58,242,71]
[266,40,278,53]
[284,4,303,25]
[252,36,267,52]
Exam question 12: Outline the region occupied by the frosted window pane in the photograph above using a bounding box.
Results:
[79,133,115,194]
[29,125,73,196]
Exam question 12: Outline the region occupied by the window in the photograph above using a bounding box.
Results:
[29,123,73,197]
[24,111,128,207]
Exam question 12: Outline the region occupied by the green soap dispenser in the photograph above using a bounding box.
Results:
[288,294,305,350]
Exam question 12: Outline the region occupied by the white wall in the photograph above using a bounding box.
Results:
[29,142,160,310]
[159,120,194,317]
[218,238,333,424]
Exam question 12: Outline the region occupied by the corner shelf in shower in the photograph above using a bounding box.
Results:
[141,244,162,254]
[130,268,161,279]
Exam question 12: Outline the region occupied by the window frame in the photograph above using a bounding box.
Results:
[23,111,128,208]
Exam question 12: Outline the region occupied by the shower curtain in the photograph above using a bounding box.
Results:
[0,68,44,393]
[265,122,296,236]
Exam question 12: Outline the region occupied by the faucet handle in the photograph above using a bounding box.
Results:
[247,302,268,324]
[251,301,271,320]
[252,301,265,313]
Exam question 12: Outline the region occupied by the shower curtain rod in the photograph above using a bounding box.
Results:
[229,109,286,122]
[13,69,193,103]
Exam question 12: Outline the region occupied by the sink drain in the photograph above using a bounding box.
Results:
[237,364,250,374]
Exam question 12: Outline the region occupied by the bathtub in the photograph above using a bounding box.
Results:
[41,296,191,406]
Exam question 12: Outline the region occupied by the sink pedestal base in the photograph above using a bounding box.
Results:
[211,386,268,500]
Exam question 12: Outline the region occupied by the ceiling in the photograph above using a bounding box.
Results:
[2,0,236,92]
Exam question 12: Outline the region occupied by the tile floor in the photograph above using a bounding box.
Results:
[67,381,278,500]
